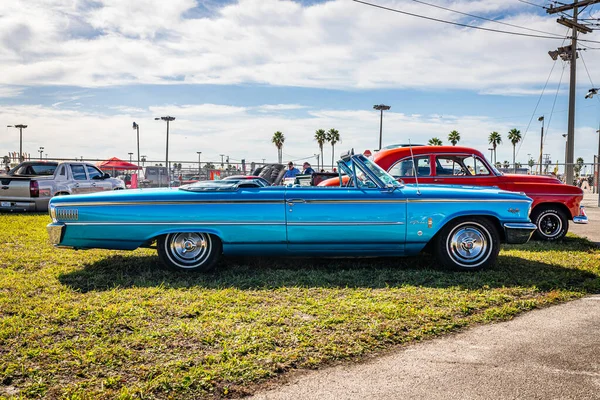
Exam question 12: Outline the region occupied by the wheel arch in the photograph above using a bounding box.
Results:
[424,214,504,253]
[147,227,225,245]
[531,201,571,221]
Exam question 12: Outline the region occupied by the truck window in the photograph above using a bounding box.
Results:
[71,165,87,181]
[86,165,103,180]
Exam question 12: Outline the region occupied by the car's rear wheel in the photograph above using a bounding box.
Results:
[434,218,499,271]
[531,206,568,241]
[157,232,221,272]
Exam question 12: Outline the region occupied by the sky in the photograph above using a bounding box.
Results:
[1,0,600,169]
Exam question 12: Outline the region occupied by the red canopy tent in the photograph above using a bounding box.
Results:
[96,157,141,171]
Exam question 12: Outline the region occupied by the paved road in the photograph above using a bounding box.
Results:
[251,193,600,400]
[251,296,600,400]
[570,192,600,245]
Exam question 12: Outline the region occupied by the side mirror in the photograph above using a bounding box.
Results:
[103,173,110,179]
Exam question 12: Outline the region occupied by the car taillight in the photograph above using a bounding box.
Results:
[30,180,39,198]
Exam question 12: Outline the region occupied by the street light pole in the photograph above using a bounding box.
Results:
[373,104,391,150]
[155,116,175,187]
[197,151,202,176]
[488,148,494,163]
[38,147,44,160]
[7,124,28,162]
[132,122,140,169]
[585,88,600,206]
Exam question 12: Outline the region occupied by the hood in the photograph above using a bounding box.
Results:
[498,174,561,185]
[401,183,531,202]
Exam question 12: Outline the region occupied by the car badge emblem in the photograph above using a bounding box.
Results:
[508,208,520,214]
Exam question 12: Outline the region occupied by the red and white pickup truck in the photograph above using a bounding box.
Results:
[320,145,587,241]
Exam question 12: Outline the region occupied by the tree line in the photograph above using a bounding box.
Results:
[272,129,340,171]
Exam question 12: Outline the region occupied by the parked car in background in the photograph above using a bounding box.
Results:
[1,161,125,212]
[48,152,537,272]
[320,145,586,241]
[142,166,169,187]
[223,175,271,186]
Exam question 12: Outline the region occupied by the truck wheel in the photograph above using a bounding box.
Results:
[157,232,221,272]
[531,206,568,241]
[434,218,499,271]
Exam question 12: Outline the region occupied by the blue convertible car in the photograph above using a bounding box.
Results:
[47,152,537,272]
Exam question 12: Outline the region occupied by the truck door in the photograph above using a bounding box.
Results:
[69,164,91,194]
[86,165,112,192]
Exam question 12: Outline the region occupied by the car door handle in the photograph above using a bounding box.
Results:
[91,183,96,187]
[287,199,307,206]
[74,183,79,187]
[433,178,443,182]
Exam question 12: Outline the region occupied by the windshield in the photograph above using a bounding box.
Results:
[357,155,402,187]
[339,155,402,188]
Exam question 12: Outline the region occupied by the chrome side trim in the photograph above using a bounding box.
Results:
[64,221,286,226]
[524,193,582,197]
[53,200,284,207]
[407,199,531,203]
[287,221,405,226]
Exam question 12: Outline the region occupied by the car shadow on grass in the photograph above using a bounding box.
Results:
[58,239,600,294]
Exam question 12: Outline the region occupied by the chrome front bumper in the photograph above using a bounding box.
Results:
[47,223,65,245]
[573,206,588,224]
[503,223,537,244]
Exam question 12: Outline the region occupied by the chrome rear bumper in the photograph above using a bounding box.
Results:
[47,223,65,245]
[503,222,537,244]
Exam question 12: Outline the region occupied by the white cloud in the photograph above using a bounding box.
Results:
[0,0,597,91]
[1,102,597,170]
[0,86,24,98]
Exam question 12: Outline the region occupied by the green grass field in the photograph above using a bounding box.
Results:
[1,213,599,399]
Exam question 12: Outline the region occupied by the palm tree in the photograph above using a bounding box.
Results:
[326,128,340,170]
[448,130,460,146]
[503,160,510,169]
[428,137,443,146]
[574,157,584,176]
[271,131,285,164]
[488,131,502,165]
[528,158,535,174]
[507,128,522,173]
[314,129,327,171]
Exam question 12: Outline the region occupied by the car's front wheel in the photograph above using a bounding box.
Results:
[531,206,568,241]
[434,218,499,271]
[157,232,221,272]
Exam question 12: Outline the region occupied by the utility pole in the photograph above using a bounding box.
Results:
[538,116,544,175]
[547,0,600,185]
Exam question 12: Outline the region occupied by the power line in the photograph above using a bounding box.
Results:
[517,0,549,9]
[352,0,573,40]
[579,49,599,91]
[516,31,571,157]
[543,61,568,146]
[353,0,600,44]
[405,0,564,37]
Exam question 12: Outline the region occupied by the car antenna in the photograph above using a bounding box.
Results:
[408,139,421,196]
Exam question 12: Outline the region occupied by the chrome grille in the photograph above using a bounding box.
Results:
[56,208,79,221]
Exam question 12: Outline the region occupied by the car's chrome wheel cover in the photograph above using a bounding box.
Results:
[165,233,211,268]
[446,222,490,268]
[538,213,562,238]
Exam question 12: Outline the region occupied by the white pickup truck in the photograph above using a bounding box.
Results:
[0,161,125,212]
